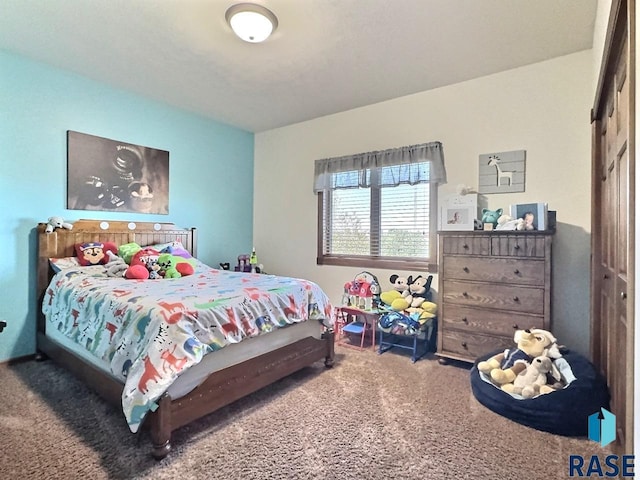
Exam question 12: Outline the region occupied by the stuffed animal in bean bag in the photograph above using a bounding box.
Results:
[501,355,559,398]
[477,328,561,385]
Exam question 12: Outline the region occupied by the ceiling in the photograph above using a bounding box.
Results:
[0,0,598,133]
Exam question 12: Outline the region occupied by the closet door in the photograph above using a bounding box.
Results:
[591,0,634,455]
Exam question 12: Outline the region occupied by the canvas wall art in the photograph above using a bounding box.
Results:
[478,150,526,194]
[67,131,169,214]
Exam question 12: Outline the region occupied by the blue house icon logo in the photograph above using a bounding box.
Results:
[588,408,616,447]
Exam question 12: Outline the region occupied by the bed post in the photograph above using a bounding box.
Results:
[324,330,335,367]
[149,393,172,460]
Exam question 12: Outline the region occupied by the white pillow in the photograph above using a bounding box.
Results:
[49,257,81,273]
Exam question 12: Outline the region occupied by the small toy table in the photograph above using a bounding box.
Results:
[335,306,382,351]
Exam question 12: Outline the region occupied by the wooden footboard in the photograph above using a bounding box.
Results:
[39,329,334,459]
[149,331,334,459]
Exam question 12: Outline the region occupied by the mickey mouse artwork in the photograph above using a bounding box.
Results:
[66,131,169,214]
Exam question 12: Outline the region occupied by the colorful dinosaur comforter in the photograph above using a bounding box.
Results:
[42,260,333,432]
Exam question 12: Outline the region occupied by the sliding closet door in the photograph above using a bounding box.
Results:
[591,0,635,456]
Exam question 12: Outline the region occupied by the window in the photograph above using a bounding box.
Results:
[314,142,446,271]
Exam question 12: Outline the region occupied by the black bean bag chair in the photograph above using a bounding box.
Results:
[470,349,610,436]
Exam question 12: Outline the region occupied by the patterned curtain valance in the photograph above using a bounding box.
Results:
[313,141,446,193]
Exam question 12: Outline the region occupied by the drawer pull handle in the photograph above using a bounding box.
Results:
[462,292,469,297]
[621,292,627,300]
[514,244,520,250]
[514,269,520,275]
[513,296,519,302]
[512,324,519,329]
[462,317,468,323]
[461,342,468,348]
[462,243,469,249]
[463,267,469,273]
[603,274,609,279]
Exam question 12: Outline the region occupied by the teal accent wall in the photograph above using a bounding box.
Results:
[0,50,254,363]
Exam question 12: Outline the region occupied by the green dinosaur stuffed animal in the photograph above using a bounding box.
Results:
[157,253,195,278]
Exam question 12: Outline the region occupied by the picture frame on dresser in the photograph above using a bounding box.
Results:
[439,205,475,231]
[509,202,547,231]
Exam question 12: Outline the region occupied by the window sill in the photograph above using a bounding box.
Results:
[317,255,436,272]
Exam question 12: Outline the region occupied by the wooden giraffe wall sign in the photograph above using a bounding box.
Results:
[478,150,526,194]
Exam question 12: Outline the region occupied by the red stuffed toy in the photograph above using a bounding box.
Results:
[125,247,161,280]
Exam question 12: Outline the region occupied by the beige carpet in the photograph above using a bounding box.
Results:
[1,346,604,480]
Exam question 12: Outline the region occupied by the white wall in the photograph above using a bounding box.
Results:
[254,50,594,356]
[593,0,613,85]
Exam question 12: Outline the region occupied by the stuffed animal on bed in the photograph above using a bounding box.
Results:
[105,251,128,278]
[157,253,195,278]
[477,328,561,385]
[124,247,161,280]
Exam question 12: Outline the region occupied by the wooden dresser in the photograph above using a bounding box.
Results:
[436,230,553,364]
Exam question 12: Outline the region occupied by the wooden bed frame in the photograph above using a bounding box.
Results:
[36,219,335,459]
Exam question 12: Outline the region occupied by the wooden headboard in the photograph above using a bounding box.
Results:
[36,219,197,334]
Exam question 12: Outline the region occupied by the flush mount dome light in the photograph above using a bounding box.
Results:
[225,3,278,43]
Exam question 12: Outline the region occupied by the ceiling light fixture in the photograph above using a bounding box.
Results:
[225,3,278,43]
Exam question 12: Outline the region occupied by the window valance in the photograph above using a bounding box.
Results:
[313,141,446,193]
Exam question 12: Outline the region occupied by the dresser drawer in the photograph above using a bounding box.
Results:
[443,256,545,285]
[439,330,512,361]
[442,280,545,314]
[440,304,545,337]
[490,235,548,258]
[442,236,490,256]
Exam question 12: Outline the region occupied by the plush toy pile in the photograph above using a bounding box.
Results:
[104,242,196,280]
[477,328,565,398]
[378,274,438,335]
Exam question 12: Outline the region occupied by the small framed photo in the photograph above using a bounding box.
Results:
[510,203,548,231]
[440,206,475,231]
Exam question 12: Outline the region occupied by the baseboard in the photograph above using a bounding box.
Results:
[0,353,37,367]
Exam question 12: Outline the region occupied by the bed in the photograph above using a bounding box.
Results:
[36,219,335,459]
